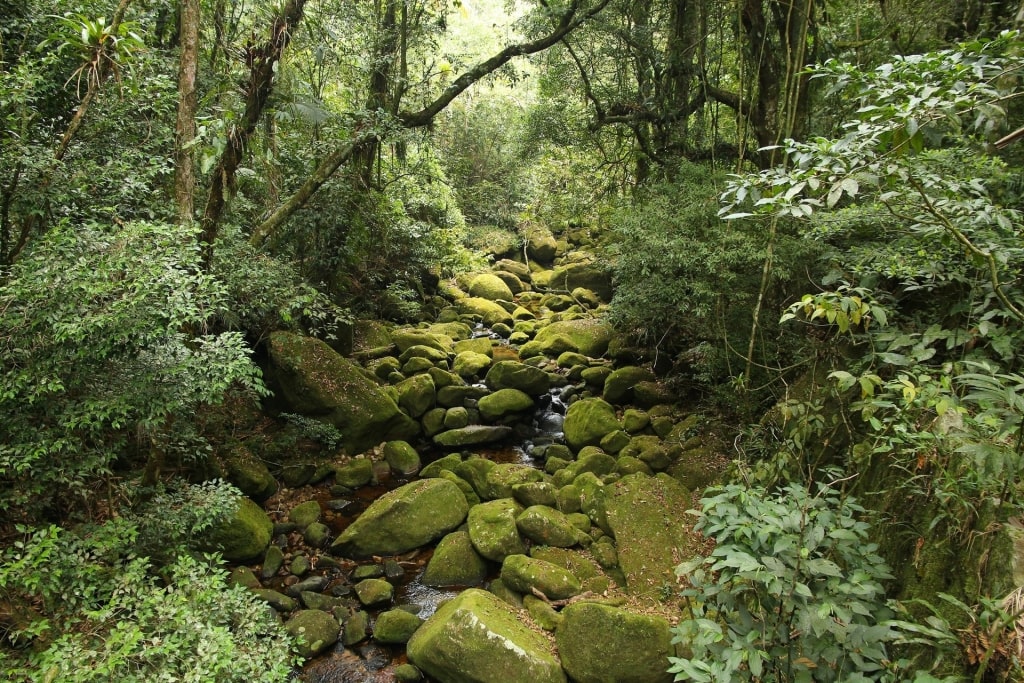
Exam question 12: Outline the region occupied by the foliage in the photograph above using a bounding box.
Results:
[279,412,344,451]
[0,220,266,518]
[46,14,144,97]
[669,478,945,682]
[0,483,297,683]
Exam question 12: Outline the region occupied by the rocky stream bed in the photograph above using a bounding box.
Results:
[208,235,727,682]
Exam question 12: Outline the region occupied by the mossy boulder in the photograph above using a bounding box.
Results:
[564,398,620,452]
[516,505,585,547]
[374,609,423,644]
[267,332,418,454]
[334,457,374,488]
[533,319,614,358]
[395,373,436,419]
[453,351,492,378]
[433,425,513,447]
[392,328,452,354]
[383,440,421,475]
[556,602,674,683]
[633,381,676,409]
[331,479,469,559]
[354,578,394,606]
[548,262,614,302]
[484,463,545,500]
[407,589,566,683]
[602,366,657,404]
[485,361,551,396]
[521,223,558,265]
[478,388,535,421]
[453,337,494,357]
[500,554,582,600]
[422,530,488,587]
[605,473,697,600]
[399,344,450,365]
[512,481,558,508]
[469,273,515,301]
[288,500,322,528]
[467,498,527,562]
[429,321,474,341]
[437,384,489,407]
[224,450,277,502]
[205,497,272,562]
[457,297,514,326]
[285,609,340,659]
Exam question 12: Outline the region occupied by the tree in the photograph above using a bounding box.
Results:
[174,0,200,225]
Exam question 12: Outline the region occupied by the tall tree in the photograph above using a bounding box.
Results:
[174,0,200,225]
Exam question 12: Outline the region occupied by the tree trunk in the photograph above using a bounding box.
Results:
[174,0,200,226]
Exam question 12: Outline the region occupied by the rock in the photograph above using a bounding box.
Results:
[603,366,657,404]
[300,591,344,612]
[500,554,582,600]
[229,566,261,589]
[523,594,563,631]
[556,602,675,683]
[495,258,532,279]
[443,406,470,429]
[342,609,370,645]
[334,457,374,488]
[533,319,614,358]
[354,319,394,351]
[261,545,284,579]
[407,589,566,683]
[428,321,473,341]
[419,452,463,479]
[392,328,452,354]
[290,554,310,577]
[394,663,423,682]
[436,384,489,407]
[383,440,421,475]
[252,588,298,612]
[571,287,601,308]
[285,609,340,658]
[485,361,551,396]
[516,505,585,547]
[205,497,272,562]
[478,388,535,421]
[453,337,494,357]
[367,356,402,381]
[421,407,447,436]
[396,373,436,419]
[304,522,330,548]
[457,297,514,326]
[354,578,394,606]
[399,344,450,365]
[452,457,496,499]
[557,351,590,368]
[521,223,558,265]
[433,425,513,447]
[633,381,676,409]
[289,500,322,528]
[493,270,526,295]
[548,262,614,302]
[622,408,651,433]
[563,398,620,452]
[374,608,423,644]
[224,449,277,502]
[422,530,488,587]
[469,273,515,301]
[600,429,632,453]
[267,332,418,454]
[512,481,558,508]
[467,498,526,562]
[331,479,469,559]
[453,350,492,378]
[484,463,545,500]
[580,365,612,387]
[605,473,697,599]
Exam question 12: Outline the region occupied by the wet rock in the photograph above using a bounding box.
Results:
[407,589,566,683]
[453,336,494,357]
[383,440,421,476]
[261,545,284,579]
[500,554,582,600]
[467,498,526,562]
[436,384,490,407]
[563,398,620,452]
[478,388,535,421]
[418,452,463,479]
[433,424,513,447]
[342,609,370,645]
[352,564,385,580]
[285,609,340,658]
[422,530,488,587]
[204,497,272,562]
[354,578,394,607]
[287,575,329,597]
[485,360,551,396]
[229,566,261,589]
[373,609,423,644]
[394,663,423,682]
[331,479,469,559]
[556,602,674,683]
[334,457,374,488]
[301,591,345,612]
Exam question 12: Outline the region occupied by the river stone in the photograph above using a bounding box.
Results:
[288,500,322,528]
[575,473,611,536]
[622,408,651,433]
[605,473,697,600]
[580,365,612,388]
[367,356,402,381]
[616,455,653,476]
[564,398,620,452]
[443,406,470,429]
[402,357,434,375]
[267,332,418,454]
[469,273,515,301]
[399,344,450,365]
[467,498,526,562]
[495,258,531,279]
[516,505,585,547]
[407,589,566,683]
[419,452,463,479]
[457,297,514,326]
[392,328,452,354]
[548,262,614,302]
[600,429,631,454]
[396,373,436,419]
[374,609,423,644]
[262,545,284,579]
[437,384,490,407]
[354,319,394,351]
[252,588,297,612]
[478,388,535,421]
[205,497,272,562]
[621,435,671,471]
[429,321,473,341]
[556,602,674,683]
[484,463,545,500]
[285,609,340,659]
[422,407,447,436]
[334,457,373,488]
[331,479,469,559]
[224,449,277,502]
[603,366,657,404]
[229,565,261,589]
[384,440,421,475]
[354,578,394,606]
[433,425,513,447]
[500,554,582,600]
[493,270,526,295]
[342,609,370,645]
[485,360,551,396]
[439,470,481,507]
[533,319,614,358]
[512,481,558,508]
[633,381,676,409]
[452,456,496,498]
[453,337,494,357]
[422,530,488,587]
[303,522,331,548]
[522,223,558,265]
[453,351,492,378]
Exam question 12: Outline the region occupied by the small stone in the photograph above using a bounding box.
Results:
[304,522,330,548]
[229,566,261,589]
[354,578,394,607]
[252,588,298,612]
[289,500,322,528]
[262,545,284,579]
[285,609,340,658]
[352,564,385,580]
[342,609,370,645]
[374,608,423,644]
[289,554,310,577]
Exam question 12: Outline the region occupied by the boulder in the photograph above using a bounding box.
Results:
[433,425,513,447]
[267,332,418,454]
[205,497,272,562]
[495,258,532,280]
[478,388,535,421]
[288,500,321,528]
[485,361,551,396]
[533,319,614,358]
[383,440,421,475]
[605,473,697,599]
[484,463,545,500]
[603,366,657,404]
[500,554,582,600]
[354,578,394,606]
[374,609,423,644]
[437,384,489,407]
[422,530,488,587]
[331,479,469,558]
[224,449,277,502]
[457,297,514,326]
[453,337,494,357]
[469,273,515,301]
[563,398,620,452]
[548,262,614,302]
[467,498,526,562]
[521,224,558,265]
[285,609,340,659]
[453,351,492,378]
[399,344,450,365]
[392,328,452,354]
[334,457,373,488]
[516,506,585,547]
[442,406,470,429]
[556,602,674,683]
[395,373,436,419]
[512,481,558,508]
[407,589,566,683]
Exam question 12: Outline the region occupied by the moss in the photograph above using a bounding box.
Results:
[205,497,272,562]
[533,319,614,357]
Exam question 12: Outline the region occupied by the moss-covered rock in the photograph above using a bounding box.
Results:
[564,398,620,452]
[521,223,558,265]
[422,530,488,587]
[288,500,321,528]
[382,440,421,475]
[419,452,463,479]
[433,424,513,447]
[374,608,423,644]
[478,388,535,421]
[605,473,696,601]
[392,328,452,354]
[512,481,558,508]
[457,297,514,326]
[407,589,566,683]
[516,505,586,547]
[429,321,473,341]
[443,406,470,429]
[533,319,614,358]
[485,360,551,396]
[252,588,297,612]
[467,498,526,562]
[334,457,374,488]
[267,332,418,454]
[556,602,674,683]
[395,373,436,419]
[453,350,492,378]
[342,609,370,645]
[437,384,490,407]
[633,381,676,409]
[602,366,656,404]
[523,594,563,631]
[469,273,515,301]
[205,497,272,562]
[224,448,277,502]
[285,609,340,659]
[484,463,545,500]
[548,262,614,302]
[453,337,494,357]
[500,554,582,600]
[331,479,469,559]
[354,578,394,606]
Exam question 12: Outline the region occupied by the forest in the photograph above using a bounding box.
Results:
[2,0,1024,681]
